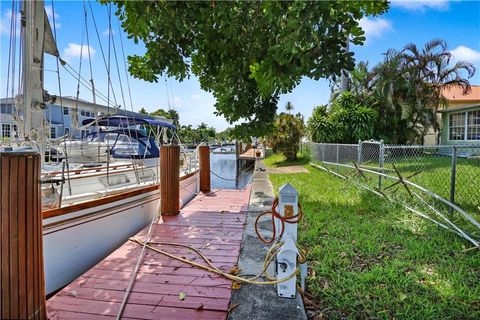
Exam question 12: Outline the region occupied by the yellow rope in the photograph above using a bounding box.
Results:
[129,238,303,285]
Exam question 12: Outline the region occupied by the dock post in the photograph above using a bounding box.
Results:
[160,145,180,215]
[199,145,211,192]
[1,151,46,319]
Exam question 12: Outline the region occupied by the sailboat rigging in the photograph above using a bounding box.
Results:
[1,0,200,295]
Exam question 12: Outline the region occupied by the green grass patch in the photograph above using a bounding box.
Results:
[383,156,480,214]
[263,152,310,168]
[265,154,480,319]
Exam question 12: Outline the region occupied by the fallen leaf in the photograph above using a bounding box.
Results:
[228,266,241,275]
[204,243,211,247]
[339,252,348,258]
[228,303,239,312]
[231,282,241,290]
[196,303,204,310]
[179,291,186,301]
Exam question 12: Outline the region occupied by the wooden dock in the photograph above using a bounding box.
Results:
[238,148,264,161]
[46,187,251,320]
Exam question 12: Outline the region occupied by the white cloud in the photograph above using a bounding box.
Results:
[390,0,449,11]
[45,5,61,29]
[63,43,96,60]
[102,28,116,36]
[358,17,393,42]
[0,10,20,36]
[191,94,201,100]
[450,45,480,63]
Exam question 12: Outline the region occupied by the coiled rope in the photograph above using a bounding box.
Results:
[255,198,303,244]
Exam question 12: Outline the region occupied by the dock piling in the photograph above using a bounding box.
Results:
[199,145,211,192]
[1,151,46,319]
[160,145,180,215]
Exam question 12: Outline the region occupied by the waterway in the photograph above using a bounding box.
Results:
[210,153,254,189]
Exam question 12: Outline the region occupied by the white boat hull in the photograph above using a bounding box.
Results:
[42,171,199,295]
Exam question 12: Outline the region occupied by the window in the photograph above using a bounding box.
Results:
[449,112,465,140]
[2,123,11,138]
[50,127,56,139]
[64,127,70,135]
[449,110,480,141]
[63,107,69,115]
[80,109,86,116]
[467,110,480,140]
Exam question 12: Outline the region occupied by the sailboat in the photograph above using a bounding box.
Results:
[1,0,200,295]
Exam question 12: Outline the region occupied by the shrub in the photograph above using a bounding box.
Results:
[269,113,304,161]
[307,92,378,143]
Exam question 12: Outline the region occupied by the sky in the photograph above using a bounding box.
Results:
[1,0,479,131]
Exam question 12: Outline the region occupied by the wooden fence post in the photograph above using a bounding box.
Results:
[199,145,211,193]
[160,145,180,215]
[1,151,46,319]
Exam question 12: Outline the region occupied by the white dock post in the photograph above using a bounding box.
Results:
[276,183,299,243]
[276,183,300,299]
[276,235,298,298]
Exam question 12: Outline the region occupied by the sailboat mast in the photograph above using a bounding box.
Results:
[22,0,48,160]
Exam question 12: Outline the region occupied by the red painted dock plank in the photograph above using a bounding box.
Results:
[46,187,251,320]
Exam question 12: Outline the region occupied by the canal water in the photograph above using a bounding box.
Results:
[210,153,254,189]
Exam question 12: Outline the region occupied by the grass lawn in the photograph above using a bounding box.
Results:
[383,156,480,215]
[265,153,480,319]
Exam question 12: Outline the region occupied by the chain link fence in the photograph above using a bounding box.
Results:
[306,141,480,245]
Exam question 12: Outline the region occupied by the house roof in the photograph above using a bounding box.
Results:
[438,103,480,113]
[441,85,480,101]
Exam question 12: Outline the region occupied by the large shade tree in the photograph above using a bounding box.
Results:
[105,0,388,138]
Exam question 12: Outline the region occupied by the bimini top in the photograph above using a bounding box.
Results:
[82,115,176,130]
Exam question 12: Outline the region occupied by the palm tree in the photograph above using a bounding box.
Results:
[167,109,180,127]
[285,101,294,114]
[402,39,476,143]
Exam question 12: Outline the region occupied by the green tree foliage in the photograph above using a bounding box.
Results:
[327,39,475,144]
[167,109,180,127]
[149,108,171,118]
[216,127,234,143]
[269,113,304,161]
[307,92,378,143]
[106,0,388,138]
[177,123,216,145]
[307,105,341,143]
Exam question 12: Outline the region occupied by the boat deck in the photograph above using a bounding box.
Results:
[46,187,252,320]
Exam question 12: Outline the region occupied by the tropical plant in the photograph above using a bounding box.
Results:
[325,39,476,144]
[307,105,342,143]
[401,39,475,143]
[269,113,304,161]
[308,93,378,143]
[285,101,294,114]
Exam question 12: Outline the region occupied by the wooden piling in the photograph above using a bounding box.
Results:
[1,151,46,320]
[199,145,211,192]
[160,145,180,215]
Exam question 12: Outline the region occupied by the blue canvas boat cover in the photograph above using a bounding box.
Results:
[82,115,175,129]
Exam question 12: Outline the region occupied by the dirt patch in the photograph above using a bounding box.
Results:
[268,166,309,174]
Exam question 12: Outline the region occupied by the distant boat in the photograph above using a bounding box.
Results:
[212,144,236,154]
